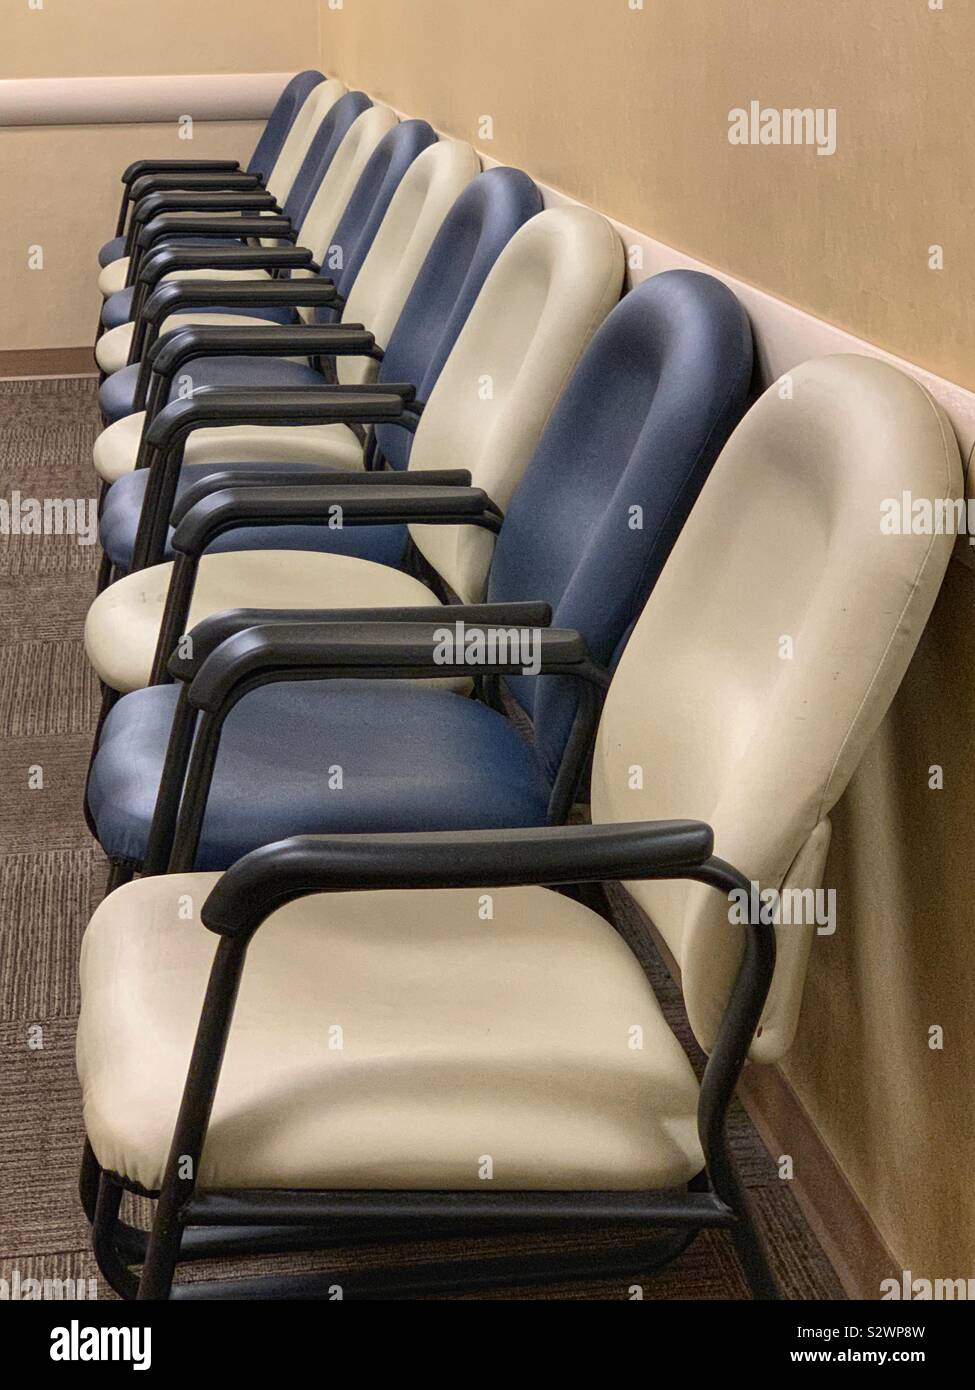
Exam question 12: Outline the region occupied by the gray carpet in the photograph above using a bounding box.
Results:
[0,376,845,1299]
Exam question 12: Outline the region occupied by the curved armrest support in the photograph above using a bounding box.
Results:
[203,821,717,939]
[170,465,468,525]
[141,279,340,328]
[123,159,242,185]
[138,245,315,290]
[128,171,261,201]
[188,620,604,715]
[169,602,553,682]
[171,484,494,556]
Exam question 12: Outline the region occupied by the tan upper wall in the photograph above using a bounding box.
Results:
[1,0,318,78]
[319,0,975,392]
[0,0,321,353]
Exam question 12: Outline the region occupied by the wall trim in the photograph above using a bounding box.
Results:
[480,153,975,570]
[386,99,975,567]
[637,905,896,1300]
[477,149,975,474]
[737,1064,900,1302]
[0,73,293,128]
[0,348,96,380]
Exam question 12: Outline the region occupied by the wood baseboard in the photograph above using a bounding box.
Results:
[737,1063,900,1301]
[0,347,97,380]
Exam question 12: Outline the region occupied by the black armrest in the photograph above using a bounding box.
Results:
[171,466,469,525]
[129,172,262,201]
[169,602,553,682]
[202,821,716,939]
[125,192,282,261]
[144,326,381,394]
[139,245,315,286]
[123,160,242,185]
[187,620,605,715]
[141,279,339,328]
[135,214,295,255]
[171,484,494,557]
[131,191,278,228]
[145,389,413,452]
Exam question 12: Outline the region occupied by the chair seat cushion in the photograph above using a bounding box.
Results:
[95,314,298,377]
[98,257,131,298]
[93,411,366,484]
[85,549,427,693]
[98,353,326,424]
[101,288,136,331]
[98,235,127,268]
[99,460,407,573]
[87,678,554,868]
[97,243,256,298]
[77,873,704,1193]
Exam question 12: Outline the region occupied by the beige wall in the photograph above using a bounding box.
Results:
[319,1,975,1282]
[0,122,264,353]
[320,0,975,393]
[0,0,321,353]
[1,0,318,78]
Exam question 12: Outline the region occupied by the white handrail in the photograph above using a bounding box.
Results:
[0,73,294,128]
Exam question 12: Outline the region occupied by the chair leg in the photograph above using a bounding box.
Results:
[731,1198,780,1300]
[79,1139,101,1224]
[92,1173,140,1300]
[95,551,114,595]
[104,859,137,895]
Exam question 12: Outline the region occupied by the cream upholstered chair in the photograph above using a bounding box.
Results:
[76,353,961,1299]
[92,137,480,484]
[96,79,348,301]
[84,205,624,694]
[94,103,402,377]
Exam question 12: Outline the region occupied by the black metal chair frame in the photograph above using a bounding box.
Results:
[80,818,779,1301]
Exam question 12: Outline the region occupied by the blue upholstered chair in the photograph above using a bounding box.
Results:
[85,269,752,879]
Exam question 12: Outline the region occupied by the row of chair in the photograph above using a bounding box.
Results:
[73,70,962,1299]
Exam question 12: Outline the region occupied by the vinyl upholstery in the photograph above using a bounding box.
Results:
[591,354,963,1062]
[77,876,703,1192]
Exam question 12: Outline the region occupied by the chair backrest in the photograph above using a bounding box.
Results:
[289,104,400,281]
[248,71,325,182]
[407,206,625,603]
[311,119,440,327]
[373,168,543,473]
[491,270,754,785]
[281,90,372,231]
[335,140,482,387]
[590,354,963,1063]
[265,77,345,205]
